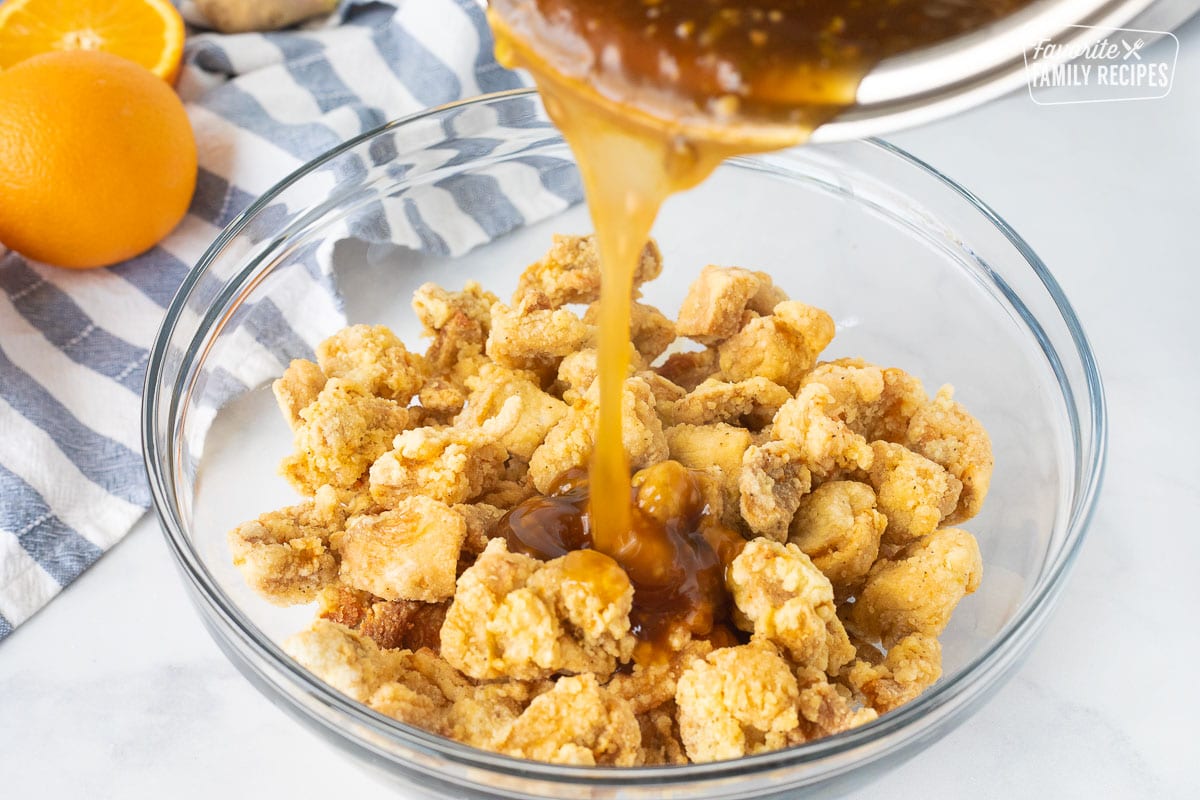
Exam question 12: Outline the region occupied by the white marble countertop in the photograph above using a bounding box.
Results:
[3,20,1198,800]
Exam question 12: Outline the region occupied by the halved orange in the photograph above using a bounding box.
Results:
[0,0,185,83]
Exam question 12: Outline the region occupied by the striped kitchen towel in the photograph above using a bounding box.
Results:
[0,0,580,641]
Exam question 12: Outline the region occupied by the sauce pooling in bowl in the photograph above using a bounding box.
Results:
[501,463,746,659]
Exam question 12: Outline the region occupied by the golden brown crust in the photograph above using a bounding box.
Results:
[847,528,983,647]
[789,481,886,597]
[231,237,993,767]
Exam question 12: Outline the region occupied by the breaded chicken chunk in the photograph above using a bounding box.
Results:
[440,541,636,681]
[667,376,791,430]
[338,495,467,602]
[585,300,676,362]
[772,383,874,478]
[513,233,661,310]
[675,265,788,344]
[494,673,642,766]
[316,324,425,404]
[281,378,410,494]
[738,441,813,541]
[665,422,753,525]
[458,363,569,460]
[655,346,721,392]
[368,403,516,507]
[841,632,942,714]
[790,665,878,742]
[866,441,962,545]
[487,301,592,375]
[796,358,930,444]
[905,385,994,524]
[227,485,361,605]
[789,481,886,596]
[848,528,982,647]
[272,358,326,429]
[529,376,669,493]
[728,539,855,675]
[283,619,414,702]
[413,280,496,337]
[675,642,801,763]
[317,582,449,652]
[718,301,835,392]
[606,639,714,715]
[412,281,498,416]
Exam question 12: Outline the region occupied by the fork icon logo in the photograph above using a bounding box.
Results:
[1121,38,1146,60]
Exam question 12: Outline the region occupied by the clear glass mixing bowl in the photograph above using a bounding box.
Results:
[142,89,1105,799]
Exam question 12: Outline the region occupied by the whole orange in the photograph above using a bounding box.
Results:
[0,50,197,269]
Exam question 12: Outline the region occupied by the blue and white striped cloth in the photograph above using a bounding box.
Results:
[0,0,546,641]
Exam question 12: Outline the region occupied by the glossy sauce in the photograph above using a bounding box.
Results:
[488,0,1031,647]
[501,463,746,655]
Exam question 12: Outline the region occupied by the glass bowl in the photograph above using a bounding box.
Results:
[142,89,1105,799]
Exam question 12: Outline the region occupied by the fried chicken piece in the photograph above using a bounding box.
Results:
[370,654,555,749]
[585,300,676,362]
[457,363,569,460]
[789,481,886,596]
[338,495,466,602]
[675,265,788,344]
[675,642,801,763]
[454,502,506,557]
[529,376,669,493]
[227,485,355,605]
[798,358,930,444]
[905,385,994,524]
[513,233,661,309]
[638,703,689,765]
[772,383,875,478]
[789,665,877,742]
[718,301,835,392]
[441,679,553,750]
[272,358,326,429]
[413,280,496,337]
[368,600,448,652]
[848,528,982,647]
[316,580,375,629]
[494,673,642,766]
[555,346,644,404]
[665,422,752,526]
[281,378,410,494]
[315,324,425,404]
[874,367,929,442]
[288,621,547,746]
[368,404,515,507]
[606,639,714,714]
[798,357,884,427]
[283,619,414,702]
[728,539,854,675]
[486,301,592,374]
[412,281,498,416]
[440,541,636,681]
[667,376,791,430]
[655,346,720,392]
[316,581,449,652]
[638,370,688,416]
[738,441,813,541]
[841,633,942,714]
[866,440,962,545]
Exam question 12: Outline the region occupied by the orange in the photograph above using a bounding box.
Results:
[0,50,197,269]
[0,0,185,83]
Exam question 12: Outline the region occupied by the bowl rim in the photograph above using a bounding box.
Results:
[142,87,1107,785]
